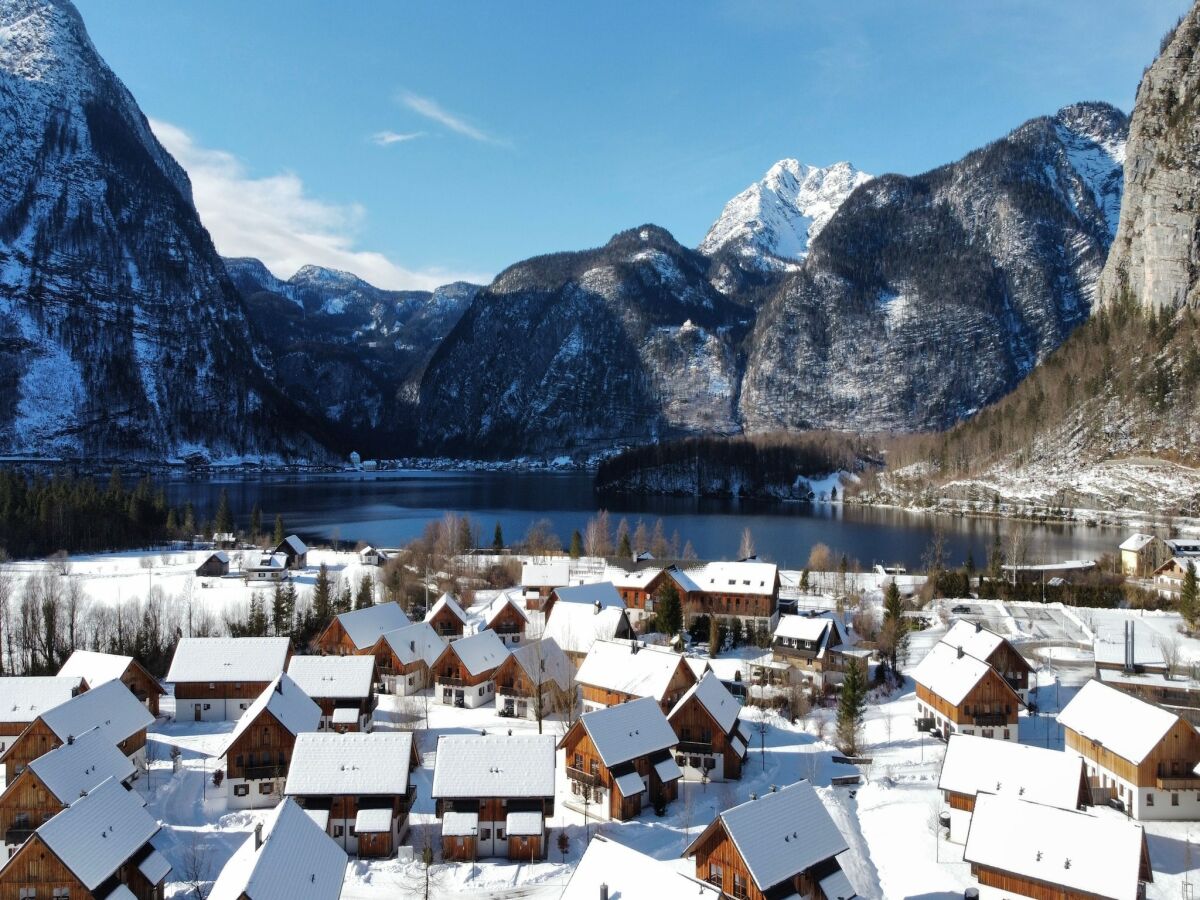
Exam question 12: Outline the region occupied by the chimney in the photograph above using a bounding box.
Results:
[67,734,74,745]
[410,640,416,653]
[254,822,263,850]
[599,884,609,900]
[749,792,757,801]
[975,622,982,633]
[594,599,602,615]
[956,646,964,659]
[769,784,777,793]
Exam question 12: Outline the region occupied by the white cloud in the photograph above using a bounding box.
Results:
[150,118,490,291]
[372,129,425,146]
[399,90,509,146]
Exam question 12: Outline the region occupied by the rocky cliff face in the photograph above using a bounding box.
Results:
[1099,7,1200,311]
[0,0,321,461]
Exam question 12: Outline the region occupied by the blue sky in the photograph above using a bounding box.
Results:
[76,0,1189,289]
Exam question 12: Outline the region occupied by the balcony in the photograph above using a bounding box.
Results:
[566,766,600,787]
[242,764,287,781]
[4,826,33,846]
[1156,775,1200,790]
[675,741,714,755]
[969,714,1009,727]
[436,676,468,688]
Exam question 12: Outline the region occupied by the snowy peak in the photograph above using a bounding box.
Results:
[699,160,873,268]
[1051,102,1127,238]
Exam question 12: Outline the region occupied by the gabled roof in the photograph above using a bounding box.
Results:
[669,671,741,735]
[431,734,556,799]
[438,630,509,677]
[332,601,410,650]
[775,614,839,643]
[26,726,137,803]
[0,676,84,723]
[39,680,153,746]
[425,592,468,625]
[576,639,691,701]
[573,696,678,767]
[36,777,160,890]
[684,560,778,596]
[246,553,288,571]
[476,591,529,631]
[550,581,624,608]
[938,734,1085,810]
[166,637,291,684]
[276,534,308,555]
[378,622,446,668]
[208,798,347,900]
[562,834,722,900]
[506,638,572,691]
[284,732,413,797]
[286,655,375,700]
[58,649,160,694]
[911,642,997,707]
[940,620,1027,671]
[221,674,320,758]
[964,793,1146,900]
[1119,533,1159,552]
[1057,678,1181,764]
[683,781,848,893]
[603,564,666,591]
[543,601,631,656]
[201,550,230,565]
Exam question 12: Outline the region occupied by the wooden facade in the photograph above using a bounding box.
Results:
[0,769,66,849]
[688,819,830,900]
[2,721,146,784]
[313,617,361,656]
[915,666,1021,740]
[977,639,1033,698]
[1064,717,1200,789]
[484,602,527,645]
[491,654,573,718]
[368,638,428,694]
[175,679,273,718]
[559,725,678,821]
[668,690,744,781]
[0,833,163,900]
[223,709,299,803]
[970,846,1152,900]
[579,657,696,714]
[102,661,165,717]
[427,605,466,640]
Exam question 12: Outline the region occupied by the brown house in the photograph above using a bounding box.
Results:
[668,560,780,626]
[912,642,1023,742]
[575,639,698,714]
[194,550,229,578]
[939,620,1034,701]
[492,638,575,721]
[667,672,747,782]
[424,593,469,640]
[559,696,681,822]
[58,650,165,717]
[770,613,850,690]
[683,780,856,900]
[431,734,556,861]
[166,636,292,721]
[0,678,85,757]
[285,655,376,731]
[313,601,411,656]
[0,776,170,900]
[430,630,509,709]
[274,534,309,569]
[520,562,571,611]
[368,622,446,696]
[475,593,529,647]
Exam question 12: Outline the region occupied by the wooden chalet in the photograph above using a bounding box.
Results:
[667,671,747,782]
[286,655,376,731]
[492,638,575,720]
[770,613,850,690]
[0,776,170,900]
[218,674,321,810]
[0,678,85,757]
[430,630,509,708]
[194,550,229,577]
[58,649,165,717]
[166,636,292,721]
[964,793,1151,900]
[558,696,681,822]
[313,601,411,656]
[575,639,697,713]
[520,561,571,611]
[603,561,672,623]
[1058,678,1200,819]
[431,734,556,861]
[542,582,623,622]
[207,798,347,900]
[367,622,446,696]
[274,534,309,569]
[471,592,529,647]
[683,781,857,900]
[912,642,1023,742]
[0,680,153,784]
[939,620,1034,701]
[424,592,469,640]
[667,560,780,627]
[284,732,416,858]
[359,545,387,567]
[937,734,1090,844]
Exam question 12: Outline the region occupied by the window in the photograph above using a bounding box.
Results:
[481,828,491,841]
[234,785,249,796]
[573,753,583,769]
[1147,793,1154,806]
[1002,729,1010,740]
[707,863,724,887]
[236,755,244,769]
[53,888,70,900]
[259,782,274,794]
[590,760,599,777]
[732,872,748,899]
[497,828,505,839]
[19,889,34,900]
[334,825,344,837]
[1172,793,1180,807]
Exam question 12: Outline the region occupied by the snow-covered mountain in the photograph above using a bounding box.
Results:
[0,0,322,461]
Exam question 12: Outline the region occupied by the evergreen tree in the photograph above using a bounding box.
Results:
[654,581,683,638]
[214,489,233,536]
[273,514,286,546]
[250,503,262,539]
[248,591,268,637]
[492,521,504,551]
[882,580,908,675]
[312,564,333,624]
[456,517,473,554]
[1181,560,1198,630]
[183,502,196,537]
[836,657,867,755]
[336,582,353,615]
[272,582,293,636]
[618,531,633,559]
[569,530,583,559]
[356,574,375,610]
[800,569,810,593]
[165,508,178,535]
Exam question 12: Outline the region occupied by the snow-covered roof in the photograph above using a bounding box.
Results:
[202,550,230,564]
[57,649,136,689]
[576,639,691,701]
[331,707,357,724]
[221,674,321,758]
[669,671,741,735]
[577,696,678,767]
[37,777,160,890]
[938,734,1085,810]
[425,592,468,624]
[940,620,1009,663]
[166,637,291,684]
[379,622,446,668]
[475,591,529,631]
[139,848,172,885]
[1165,538,1200,555]
[521,561,571,586]
[246,553,288,571]
[507,638,572,691]
[1098,668,1200,693]
[431,734,556,799]
[775,614,838,642]
[40,679,153,746]
[551,581,624,609]
[1057,679,1180,764]
[687,560,778,596]
[818,865,858,900]
[27,726,137,803]
[442,810,478,837]
[286,655,375,700]
[285,732,413,797]
[964,793,1146,900]
[277,534,308,555]
[1119,533,1158,552]
[543,602,631,656]
[562,834,721,900]
[1092,624,1166,669]
[603,564,665,590]
[354,807,393,833]
[0,676,84,723]
[208,798,347,900]
[911,642,994,707]
[439,630,509,677]
[333,601,410,650]
[505,810,543,836]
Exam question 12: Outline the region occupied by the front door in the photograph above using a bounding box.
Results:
[194,703,202,722]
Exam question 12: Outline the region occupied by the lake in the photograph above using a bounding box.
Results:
[162,471,1124,571]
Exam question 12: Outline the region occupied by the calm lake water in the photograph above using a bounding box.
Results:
[163,470,1123,571]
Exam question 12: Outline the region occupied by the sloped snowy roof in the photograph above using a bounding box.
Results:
[669,671,741,735]
[911,642,994,707]
[1119,533,1157,552]
[166,637,291,684]
[964,793,1146,900]
[333,602,410,650]
[551,581,624,608]
[603,564,665,590]
[939,620,1020,667]
[57,649,135,688]
[425,592,468,624]
[285,732,413,797]
[687,560,778,596]
[576,639,691,701]
[27,725,137,803]
[507,638,572,691]
[818,865,858,900]
[775,614,837,642]
[543,602,630,656]
[37,777,159,890]
[221,674,320,758]
[208,798,347,900]
[286,655,375,700]
[0,676,84,723]
[686,781,848,893]
[246,553,288,571]
[439,630,509,677]
[577,696,678,767]
[380,622,446,668]
[40,679,153,746]
[522,562,571,586]
[1092,625,1166,669]
[431,734,556,799]
[562,834,721,900]
[938,734,1085,810]
[475,591,529,631]
[1057,678,1180,763]
[277,534,308,555]
[354,807,392,833]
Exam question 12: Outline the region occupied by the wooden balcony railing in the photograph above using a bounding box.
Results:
[242,764,287,781]
[1156,775,1200,790]
[969,713,1009,727]
[675,741,714,755]
[566,766,600,787]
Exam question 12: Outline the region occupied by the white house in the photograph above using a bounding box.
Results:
[166,636,292,721]
[430,630,510,709]
[244,552,290,582]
